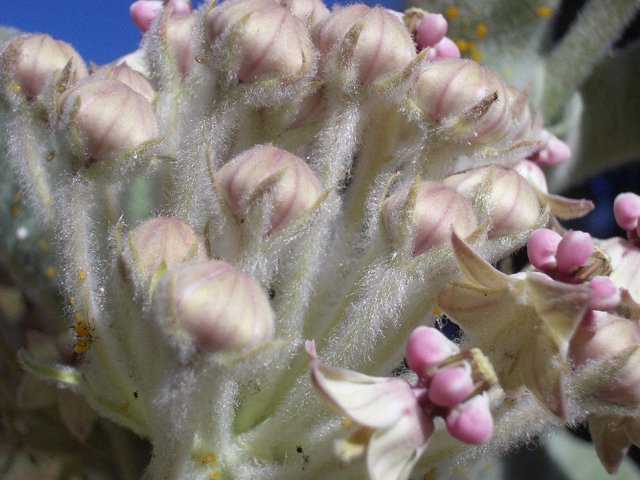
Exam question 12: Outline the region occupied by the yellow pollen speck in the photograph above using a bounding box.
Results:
[341,417,352,426]
[12,85,21,92]
[209,473,221,479]
[45,265,55,278]
[48,196,54,203]
[445,6,459,20]
[208,453,216,462]
[38,239,49,251]
[503,68,513,77]
[535,6,554,17]
[13,193,22,203]
[472,6,481,14]
[425,468,435,480]
[11,205,19,217]
[75,313,83,322]
[192,454,202,462]
[70,298,75,305]
[471,49,483,62]
[433,307,441,316]
[476,23,488,38]
[454,39,470,52]
[121,402,130,411]
[79,270,87,279]
[58,86,65,92]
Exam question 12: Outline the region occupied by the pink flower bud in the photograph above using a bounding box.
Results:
[276,0,330,26]
[415,59,511,143]
[416,13,448,50]
[428,364,474,407]
[91,63,156,102]
[529,130,571,166]
[154,260,275,354]
[527,228,562,273]
[426,36,461,61]
[444,393,493,444]
[59,78,159,164]
[444,166,540,238]
[513,160,548,193]
[406,326,460,378]
[505,85,539,144]
[3,34,88,99]
[215,145,322,235]
[166,14,197,78]
[120,217,207,294]
[570,314,640,406]
[614,193,640,232]
[206,0,313,83]
[312,5,415,83]
[555,230,593,274]
[130,0,192,32]
[382,181,477,256]
[588,276,621,311]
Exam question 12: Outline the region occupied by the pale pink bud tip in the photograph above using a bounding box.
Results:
[406,326,459,378]
[426,37,461,61]
[614,193,640,231]
[130,1,163,32]
[588,276,621,311]
[416,13,448,50]
[428,365,473,407]
[537,134,571,166]
[445,393,493,444]
[527,228,561,272]
[166,0,192,15]
[555,230,594,274]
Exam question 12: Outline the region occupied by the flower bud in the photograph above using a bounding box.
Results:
[614,193,640,232]
[119,217,207,295]
[59,78,159,164]
[513,159,548,193]
[406,326,460,378]
[276,0,330,26]
[312,5,415,83]
[528,129,571,166]
[588,276,621,312]
[154,260,275,354]
[428,364,473,407]
[444,393,493,444]
[382,181,477,256]
[527,228,562,273]
[91,63,156,102]
[130,0,193,32]
[206,0,313,83]
[555,230,593,274]
[3,34,88,99]
[444,165,540,238]
[415,13,448,50]
[166,14,197,78]
[504,85,538,144]
[415,59,511,143]
[426,36,461,61]
[570,314,640,406]
[215,145,322,235]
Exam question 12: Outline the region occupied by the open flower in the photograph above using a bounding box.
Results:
[438,232,592,419]
[306,341,433,480]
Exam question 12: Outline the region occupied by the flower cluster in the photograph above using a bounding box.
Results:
[1,0,640,479]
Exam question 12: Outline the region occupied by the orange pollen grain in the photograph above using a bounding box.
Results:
[445,6,459,20]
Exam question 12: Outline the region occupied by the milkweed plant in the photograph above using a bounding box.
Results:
[2,0,640,478]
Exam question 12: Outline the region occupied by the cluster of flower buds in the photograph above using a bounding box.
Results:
[307,326,496,479]
[405,326,496,444]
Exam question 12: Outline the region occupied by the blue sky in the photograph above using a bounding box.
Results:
[2,0,403,66]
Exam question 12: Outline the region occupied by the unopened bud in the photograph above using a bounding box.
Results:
[276,0,330,26]
[312,5,415,83]
[166,14,197,78]
[415,59,511,143]
[406,326,460,379]
[59,78,159,164]
[91,63,156,102]
[3,34,88,99]
[206,0,312,83]
[444,165,540,238]
[444,392,493,444]
[382,181,477,256]
[555,230,593,274]
[153,260,275,354]
[528,129,571,166]
[130,0,192,32]
[527,228,562,273]
[614,193,640,232]
[426,36,461,61]
[215,145,322,235]
[119,217,207,296]
[416,13,448,50]
[570,314,640,406]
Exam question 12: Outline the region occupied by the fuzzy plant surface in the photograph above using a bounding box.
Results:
[2,0,640,479]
